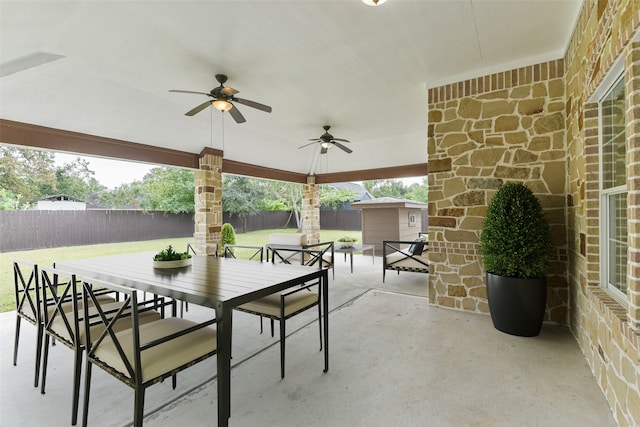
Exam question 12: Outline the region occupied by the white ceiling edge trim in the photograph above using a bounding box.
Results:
[426,49,567,89]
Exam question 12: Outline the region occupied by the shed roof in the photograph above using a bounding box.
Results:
[351,197,427,209]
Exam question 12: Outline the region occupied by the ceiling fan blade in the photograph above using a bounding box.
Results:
[308,138,322,142]
[233,97,272,113]
[170,90,211,96]
[298,141,318,149]
[333,142,353,154]
[321,146,328,155]
[332,138,350,143]
[221,86,239,96]
[228,104,246,123]
[185,101,212,116]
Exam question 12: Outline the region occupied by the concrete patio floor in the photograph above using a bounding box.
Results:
[1,254,616,426]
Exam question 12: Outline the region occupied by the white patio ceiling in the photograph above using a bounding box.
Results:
[0,0,582,177]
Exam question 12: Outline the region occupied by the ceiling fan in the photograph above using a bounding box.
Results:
[169,74,272,123]
[299,126,352,154]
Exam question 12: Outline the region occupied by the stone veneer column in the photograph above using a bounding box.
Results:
[193,149,223,254]
[301,175,320,245]
[427,59,568,323]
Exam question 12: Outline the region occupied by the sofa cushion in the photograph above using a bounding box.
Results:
[268,233,307,246]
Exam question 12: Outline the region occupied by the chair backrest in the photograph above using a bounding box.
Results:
[302,241,334,270]
[40,266,81,349]
[223,244,264,261]
[81,277,217,387]
[269,246,330,270]
[13,260,41,324]
[186,242,218,257]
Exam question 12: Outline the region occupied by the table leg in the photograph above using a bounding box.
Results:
[322,270,329,373]
[349,252,354,273]
[216,303,233,427]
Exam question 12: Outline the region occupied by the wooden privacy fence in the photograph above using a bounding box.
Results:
[0,210,194,252]
[1,209,367,252]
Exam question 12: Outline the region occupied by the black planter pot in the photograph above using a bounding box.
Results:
[486,272,547,337]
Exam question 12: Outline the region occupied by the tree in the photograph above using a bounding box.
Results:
[139,167,195,213]
[99,181,145,209]
[319,185,355,210]
[404,178,428,203]
[363,179,407,198]
[0,146,56,208]
[42,157,107,201]
[222,175,269,232]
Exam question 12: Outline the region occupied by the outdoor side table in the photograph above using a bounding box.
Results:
[334,244,375,273]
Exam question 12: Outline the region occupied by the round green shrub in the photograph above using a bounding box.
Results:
[479,182,551,279]
[221,223,236,251]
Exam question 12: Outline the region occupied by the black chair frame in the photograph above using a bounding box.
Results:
[81,278,217,427]
[382,240,429,282]
[223,244,264,261]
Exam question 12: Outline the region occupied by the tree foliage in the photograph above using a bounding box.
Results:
[138,167,195,213]
[0,146,56,208]
[319,186,355,210]
[363,178,427,203]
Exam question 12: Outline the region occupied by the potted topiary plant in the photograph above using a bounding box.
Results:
[479,182,552,337]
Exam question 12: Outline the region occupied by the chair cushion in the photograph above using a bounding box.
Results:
[238,290,318,318]
[269,233,307,246]
[408,236,427,255]
[385,251,429,270]
[93,317,217,383]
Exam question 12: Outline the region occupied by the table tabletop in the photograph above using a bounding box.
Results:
[334,243,374,253]
[55,252,329,426]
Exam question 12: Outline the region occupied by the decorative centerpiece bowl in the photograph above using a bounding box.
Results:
[337,236,358,248]
[153,245,192,269]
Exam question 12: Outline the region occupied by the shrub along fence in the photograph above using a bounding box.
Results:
[1,209,366,252]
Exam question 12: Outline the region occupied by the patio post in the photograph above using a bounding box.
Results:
[302,175,320,244]
[194,149,223,254]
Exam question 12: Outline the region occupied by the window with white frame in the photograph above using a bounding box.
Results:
[600,74,627,300]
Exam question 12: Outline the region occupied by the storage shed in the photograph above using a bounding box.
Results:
[36,194,86,210]
[351,197,427,252]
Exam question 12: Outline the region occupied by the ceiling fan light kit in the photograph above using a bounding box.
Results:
[362,0,386,6]
[170,74,271,123]
[212,99,232,112]
[300,125,353,155]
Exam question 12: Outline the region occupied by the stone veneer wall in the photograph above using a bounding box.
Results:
[194,150,223,252]
[564,0,640,425]
[302,175,320,244]
[427,60,569,323]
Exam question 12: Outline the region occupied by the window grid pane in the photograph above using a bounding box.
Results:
[602,78,626,189]
[608,193,627,294]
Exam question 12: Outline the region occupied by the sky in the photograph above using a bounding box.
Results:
[55,153,155,189]
[54,153,425,189]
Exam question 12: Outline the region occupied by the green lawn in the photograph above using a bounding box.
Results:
[0,228,360,313]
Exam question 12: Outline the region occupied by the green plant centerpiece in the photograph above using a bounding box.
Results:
[337,236,358,248]
[479,182,552,337]
[153,244,192,269]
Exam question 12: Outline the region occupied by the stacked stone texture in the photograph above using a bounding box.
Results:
[427,60,568,323]
[194,151,223,253]
[564,0,640,425]
[302,176,320,245]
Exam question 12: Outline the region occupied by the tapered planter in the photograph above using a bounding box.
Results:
[486,272,547,337]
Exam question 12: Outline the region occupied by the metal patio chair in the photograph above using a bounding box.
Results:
[234,246,323,379]
[80,277,217,427]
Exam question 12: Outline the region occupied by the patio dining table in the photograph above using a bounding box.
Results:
[55,252,329,427]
